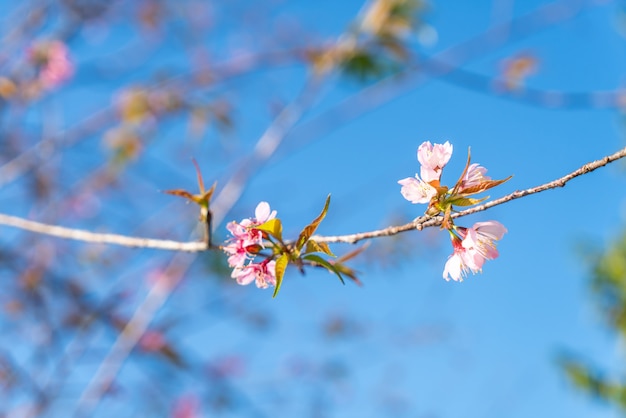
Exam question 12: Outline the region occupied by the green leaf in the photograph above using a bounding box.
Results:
[296,195,331,251]
[342,50,387,81]
[303,254,345,285]
[255,219,283,241]
[332,262,362,286]
[447,195,489,207]
[200,181,217,207]
[305,240,335,257]
[272,253,289,298]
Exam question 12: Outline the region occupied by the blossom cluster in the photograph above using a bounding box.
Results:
[399,141,508,282]
[221,140,509,291]
[223,202,277,289]
[28,40,74,90]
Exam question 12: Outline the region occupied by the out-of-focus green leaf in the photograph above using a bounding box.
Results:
[331,262,362,286]
[561,357,626,408]
[562,230,626,410]
[341,50,390,82]
[303,254,345,285]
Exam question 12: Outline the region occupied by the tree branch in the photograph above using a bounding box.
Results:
[1,146,625,250]
[313,145,626,244]
[0,213,206,251]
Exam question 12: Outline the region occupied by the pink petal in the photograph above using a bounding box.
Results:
[398,176,436,204]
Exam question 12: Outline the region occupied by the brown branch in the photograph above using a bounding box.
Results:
[313,145,626,244]
[2,145,625,250]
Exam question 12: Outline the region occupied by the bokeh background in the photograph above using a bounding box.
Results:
[1,0,626,417]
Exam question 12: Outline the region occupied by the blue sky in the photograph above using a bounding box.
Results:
[198,1,626,417]
[3,0,626,417]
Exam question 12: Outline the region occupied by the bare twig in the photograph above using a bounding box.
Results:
[313,145,626,244]
[71,251,196,418]
[2,145,625,249]
[0,213,206,251]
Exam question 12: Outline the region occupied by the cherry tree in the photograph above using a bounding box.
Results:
[0,0,625,417]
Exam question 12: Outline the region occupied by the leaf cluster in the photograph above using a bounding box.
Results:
[254,195,362,297]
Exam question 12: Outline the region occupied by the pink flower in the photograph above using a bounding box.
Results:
[443,234,478,282]
[231,260,277,289]
[171,394,201,418]
[443,221,507,281]
[223,202,279,289]
[223,202,277,268]
[417,141,453,182]
[459,163,490,192]
[240,201,276,242]
[398,176,436,204]
[462,221,507,265]
[29,40,74,89]
[222,229,252,268]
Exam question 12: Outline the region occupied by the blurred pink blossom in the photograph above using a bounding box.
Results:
[29,40,74,89]
[171,394,201,418]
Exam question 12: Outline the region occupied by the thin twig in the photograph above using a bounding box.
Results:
[313,145,626,244]
[71,252,195,418]
[0,213,206,251]
[2,145,625,249]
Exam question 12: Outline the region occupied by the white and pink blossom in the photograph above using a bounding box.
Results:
[462,221,507,266]
[443,221,507,281]
[398,176,437,204]
[223,202,278,289]
[459,163,490,192]
[417,141,453,182]
[442,234,479,282]
[240,201,276,243]
[443,249,477,282]
[231,260,277,289]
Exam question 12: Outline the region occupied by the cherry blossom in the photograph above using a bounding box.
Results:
[240,201,276,242]
[398,176,436,204]
[459,163,490,192]
[231,260,277,289]
[29,40,74,89]
[461,221,507,267]
[417,141,453,182]
[442,233,478,282]
[223,202,278,289]
[443,221,507,281]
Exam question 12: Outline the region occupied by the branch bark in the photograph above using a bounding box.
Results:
[1,145,625,249]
